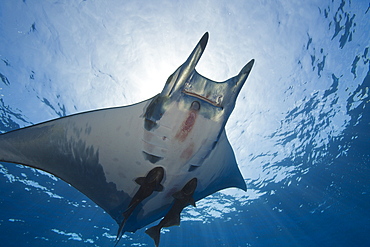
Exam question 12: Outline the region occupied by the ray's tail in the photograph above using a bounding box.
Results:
[145,225,161,247]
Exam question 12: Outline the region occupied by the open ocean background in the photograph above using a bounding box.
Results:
[0,0,369,246]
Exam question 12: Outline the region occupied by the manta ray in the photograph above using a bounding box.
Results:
[0,32,254,245]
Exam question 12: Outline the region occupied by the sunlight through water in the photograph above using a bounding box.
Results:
[0,0,369,246]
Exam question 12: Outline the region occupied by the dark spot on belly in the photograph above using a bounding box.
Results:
[144,119,157,131]
[188,165,199,172]
[142,151,163,164]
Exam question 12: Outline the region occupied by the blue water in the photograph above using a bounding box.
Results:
[0,0,369,246]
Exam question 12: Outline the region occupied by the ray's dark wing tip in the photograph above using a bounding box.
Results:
[199,32,209,51]
[241,59,255,75]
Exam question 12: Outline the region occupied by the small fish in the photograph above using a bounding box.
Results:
[145,178,198,247]
[115,166,165,245]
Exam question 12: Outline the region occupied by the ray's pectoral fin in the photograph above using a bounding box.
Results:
[115,167,165,244]
[145,178,198,247]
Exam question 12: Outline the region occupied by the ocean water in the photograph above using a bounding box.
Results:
[0,0,369,246]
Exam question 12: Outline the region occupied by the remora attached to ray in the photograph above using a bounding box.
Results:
[145,177,198,247]
[0,32,254,235]
[115,166,164,244]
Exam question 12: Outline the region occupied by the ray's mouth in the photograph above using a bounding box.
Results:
[182,90,223,108]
